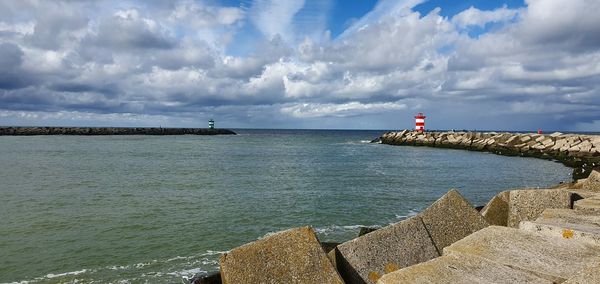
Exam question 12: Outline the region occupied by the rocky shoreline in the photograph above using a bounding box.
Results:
[0,126,236,136]
[378,130,600,180]
[200,173,600,284]
[192,130,600,284]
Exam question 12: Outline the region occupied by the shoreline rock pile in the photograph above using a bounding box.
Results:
[199,170,600,284]
[0,126,236,135]
[203,172,600,283]
[380,130,600,180]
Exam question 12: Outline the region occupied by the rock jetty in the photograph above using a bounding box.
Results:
[205,172,600,284]
[0,126,236,136]
[379,130,600,179]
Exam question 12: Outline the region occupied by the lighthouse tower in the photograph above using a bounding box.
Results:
[415,113,426,132]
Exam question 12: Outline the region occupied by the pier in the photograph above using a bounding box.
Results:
[378,130,600,180]
[0,127,236,136]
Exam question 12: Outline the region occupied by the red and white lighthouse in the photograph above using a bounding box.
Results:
[415,113,426,132]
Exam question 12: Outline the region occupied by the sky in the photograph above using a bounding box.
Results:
[0,0,599,131]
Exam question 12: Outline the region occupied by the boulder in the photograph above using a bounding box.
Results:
[507,189,573,227]
[219,227,343,284]
[334,216,439,284]
[480,191,509,226]
[418,189,489,253]
[444,226,600,283]
[378,252,551,284]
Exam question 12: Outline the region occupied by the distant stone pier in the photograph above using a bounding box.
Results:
[378,130,600,180]
[0,126,236,136]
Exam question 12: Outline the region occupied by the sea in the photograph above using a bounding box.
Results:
[0,129,572,283]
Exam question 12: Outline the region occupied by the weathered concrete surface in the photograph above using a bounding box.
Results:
[582,170,600,191]
[419,189,489,253]
[480,191,509,226]
[443,226,600,282]
[327,249,337,268]
[537,208,600,227]
[0,126,236,135]
[564,262,600,284]
[519,220,600,246]
[560,187,598,198]
[574,197,600,211]
[219,227,343,284]
[377,252,552,284]
[335,216,439,284]
[507,189,573,227]
[379,130,600,180]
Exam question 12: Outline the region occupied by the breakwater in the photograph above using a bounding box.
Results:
[211,175,600,284]
[378,130,600,180]
[0,126,236,135]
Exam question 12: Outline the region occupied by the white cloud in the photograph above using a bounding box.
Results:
[0,0,600,130]
[249,0,305,41]
[281,102,407,118]
[451,6,520,28]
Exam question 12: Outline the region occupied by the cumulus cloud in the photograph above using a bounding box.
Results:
[0,0,599,130]
[451,5,520,28]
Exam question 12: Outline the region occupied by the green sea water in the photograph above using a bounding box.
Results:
[0,129,571,283]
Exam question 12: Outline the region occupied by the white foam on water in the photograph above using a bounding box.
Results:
[395,209,420,220]
[13,269,91,283]
[44,269,88,279]
[200,250,228,256]
[314,224,383,237]
[166,267,207,278]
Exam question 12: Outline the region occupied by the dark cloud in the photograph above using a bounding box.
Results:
[0,43,31,90]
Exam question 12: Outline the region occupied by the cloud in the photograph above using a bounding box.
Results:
[281,101,407,118]
[249,0,306,40]
[0,0,599,130]
[451,6,519,28]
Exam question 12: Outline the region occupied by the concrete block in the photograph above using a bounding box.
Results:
[519,220,600,246]
[419,189,489,253]
[335,216,439,284]
[443,226,600,282]
[219,227,343,284]
[583,170,600,192]
[564,262,600,284]
[574,197,600,211]
[507,189,572,227]
[480,191,509,226]
[327,248,337,268]
[537,208,600,227]
[378,252,552,284]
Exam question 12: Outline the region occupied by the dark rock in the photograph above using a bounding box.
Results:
[358,226,379,237]
[320,242,340,253]
[190,271,222,284]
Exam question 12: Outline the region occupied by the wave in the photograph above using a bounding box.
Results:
[11,249,226,284]
[395,208,421,220]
